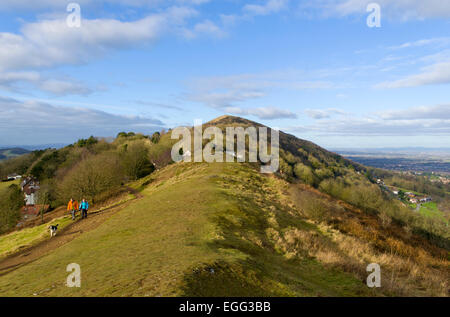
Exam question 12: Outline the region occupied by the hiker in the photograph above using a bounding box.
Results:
[67,198,79,220]
[80,199,89,219]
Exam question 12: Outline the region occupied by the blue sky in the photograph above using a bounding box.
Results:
[0,0,449,148]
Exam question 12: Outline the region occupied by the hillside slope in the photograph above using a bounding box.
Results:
[0,163,366,296]
[0,162,448,296]
[0,116,448,296]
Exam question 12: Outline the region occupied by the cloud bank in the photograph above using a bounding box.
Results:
[0,96,164,145]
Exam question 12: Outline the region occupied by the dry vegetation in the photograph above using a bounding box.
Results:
[287,184,449,296]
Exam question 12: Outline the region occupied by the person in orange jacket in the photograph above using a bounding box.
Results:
[67,198,79,220]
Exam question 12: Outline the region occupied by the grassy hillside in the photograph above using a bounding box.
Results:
[0,179,20,191]
[0,162,448,296]
[0,116,448,297]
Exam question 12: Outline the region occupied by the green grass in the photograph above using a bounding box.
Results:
[0,163,371,297]
[0,193,136,261]
[407,202,417,209]
[0,179,20,191]
[0,216,73,260]
[419,202,447,222]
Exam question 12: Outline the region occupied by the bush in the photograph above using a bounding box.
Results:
[151,132,161,144]
[120,140,155,180]
[0,184,24,233]
[76,136,98,148]
[294,163,316,186]
[58,153,124,203]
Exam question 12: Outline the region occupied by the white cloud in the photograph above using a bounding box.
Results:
[219,0,290,28]
[0,6,202,95]
[189,89,266,108]
[388,37,450,50]
[38,79,93,95]
[183,19,227,38]
[0,7,197,72]
[133,100,184,111]
[0,71,93,95]
[0,0,210,11]
[224,106,297,120]
[185,71,341,119]
[289,104,450,137]
[379,104,450,120]
[243,0,289,16]
[304,108,346,119]
[376,62,450,88]
[304,0,450,20]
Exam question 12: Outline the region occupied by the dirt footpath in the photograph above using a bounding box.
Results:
[0,188,143,276]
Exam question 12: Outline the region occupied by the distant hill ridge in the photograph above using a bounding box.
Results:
[0,148,30,161]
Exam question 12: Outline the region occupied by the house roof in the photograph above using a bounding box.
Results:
[23,184,39,195]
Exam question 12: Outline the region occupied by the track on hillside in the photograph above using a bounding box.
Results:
[0,187,143,276]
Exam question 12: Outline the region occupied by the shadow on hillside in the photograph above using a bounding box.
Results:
[180,189,370,297]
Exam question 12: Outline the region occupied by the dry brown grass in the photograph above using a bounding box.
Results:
[282,182,450,296]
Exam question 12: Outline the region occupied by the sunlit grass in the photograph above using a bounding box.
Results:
[0,179,20,191]
[0,163,370,297]
[0,216,72,260]
[420,202,447,223]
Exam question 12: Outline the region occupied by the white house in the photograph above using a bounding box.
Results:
[6,173,22,181]
[21,177,40,206]
[24,188,38,205]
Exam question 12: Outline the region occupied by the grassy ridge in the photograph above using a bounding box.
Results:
[0,163,370,297]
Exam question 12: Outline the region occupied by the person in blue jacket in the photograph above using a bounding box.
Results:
[80,199,89,219]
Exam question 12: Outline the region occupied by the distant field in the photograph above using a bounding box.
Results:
[0,179,20,191]
[340,156,450,173]
[419,202,447,222]
[384,185,447,223]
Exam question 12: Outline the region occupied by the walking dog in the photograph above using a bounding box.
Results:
[48,224,59,237]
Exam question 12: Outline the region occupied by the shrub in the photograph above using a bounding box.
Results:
[0,184,24,233]
[151,132,161,144]
[58,153,124,203]
[76,136,98,148]
[120,140,155,180]
[294,163,316,186]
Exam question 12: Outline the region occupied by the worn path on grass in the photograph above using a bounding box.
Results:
[0,187,143,276]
